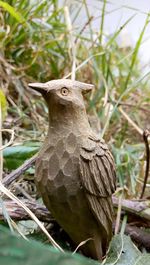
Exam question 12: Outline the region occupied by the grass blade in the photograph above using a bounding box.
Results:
[99,0,106,45]
[123,13,150,90]
[0,1,26,24]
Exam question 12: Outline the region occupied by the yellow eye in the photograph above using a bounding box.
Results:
[61,87,69,96]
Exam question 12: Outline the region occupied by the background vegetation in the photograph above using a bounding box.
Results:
[0,0,150,262]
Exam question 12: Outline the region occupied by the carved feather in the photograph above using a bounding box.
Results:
[79,136,116,239]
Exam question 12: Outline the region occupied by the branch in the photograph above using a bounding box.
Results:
[140,129,150,199]
[113,196,150,221]
[125,224,150,250]
[2,153,38,187]
[0,200,52,222]
[0,197,150,223]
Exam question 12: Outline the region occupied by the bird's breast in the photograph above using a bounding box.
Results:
[35,132,82,199]
[35,132,103,244]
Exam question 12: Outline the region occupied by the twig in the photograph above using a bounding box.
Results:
[113,196,150,221]
[0,183,64,252]
[119,108,150,199]
[64,6,76,81]
[74,16,93,44]
[118,106,143,135]
[125,224,150,250]
[110,100,150,114]
[0,200,52,222]
[83,0,94,44]
[1,197,150,223]
[73,238,93,254]
[114,193,123,234]
[0,129,14,151]
[64,51,105,79]
[13,183,35,201]
[2,153,38,187]
[140,129,150,199]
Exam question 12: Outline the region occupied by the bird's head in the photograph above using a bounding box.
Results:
[28,79,94,110]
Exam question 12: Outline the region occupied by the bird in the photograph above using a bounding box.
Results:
[28,79,116,260]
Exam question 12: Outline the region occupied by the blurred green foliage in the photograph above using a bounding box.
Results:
[3,144,40,170]
[0,225,150,265]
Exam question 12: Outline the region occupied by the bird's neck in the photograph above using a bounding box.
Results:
[47,106,92,137]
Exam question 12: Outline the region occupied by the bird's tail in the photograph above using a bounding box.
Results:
[80,234,103,261]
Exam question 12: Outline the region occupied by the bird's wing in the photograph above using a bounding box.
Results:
[79,135,116,237]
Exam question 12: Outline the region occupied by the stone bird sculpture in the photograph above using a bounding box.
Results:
[28,79,116,260]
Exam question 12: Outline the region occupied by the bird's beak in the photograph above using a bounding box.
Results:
[28,82,49,94]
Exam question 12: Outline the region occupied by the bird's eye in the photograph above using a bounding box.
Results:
[61,87,69,96]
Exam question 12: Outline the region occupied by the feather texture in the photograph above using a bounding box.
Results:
[80,135,116,241]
